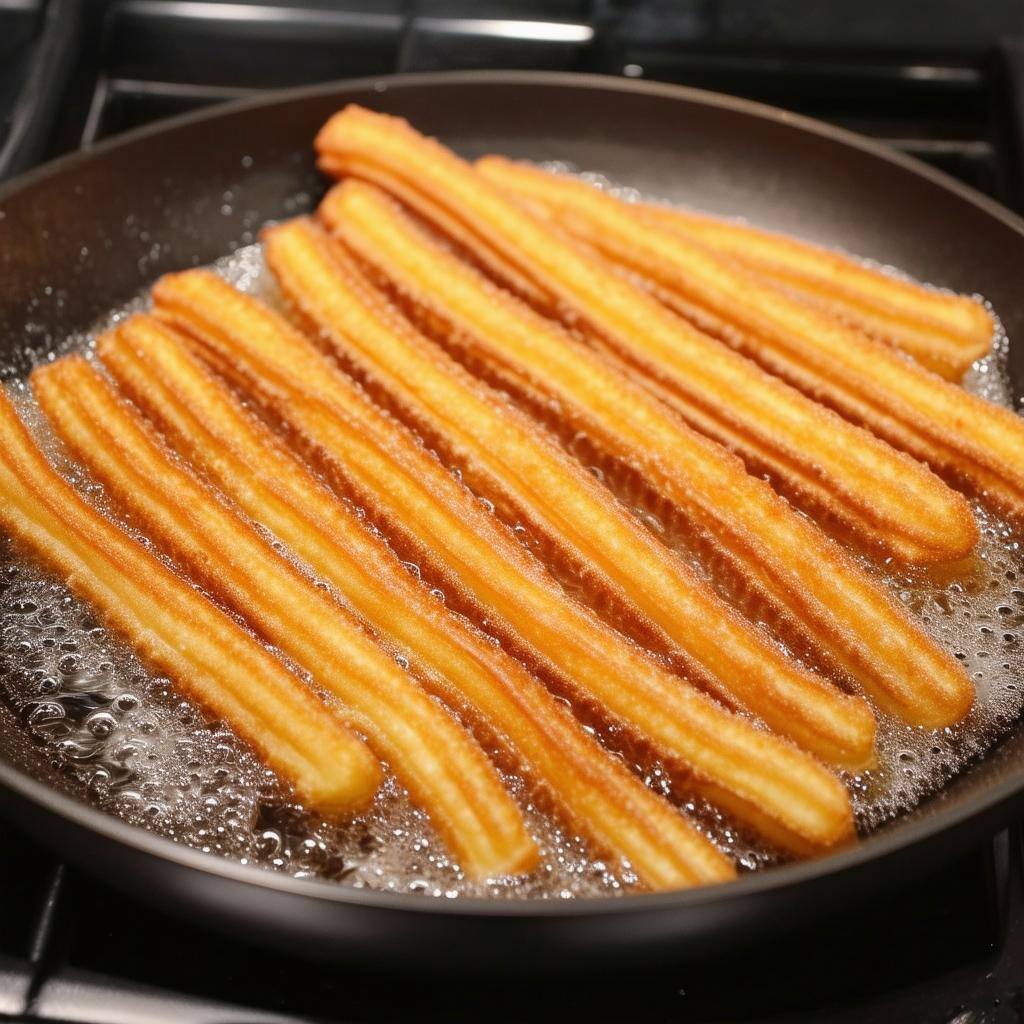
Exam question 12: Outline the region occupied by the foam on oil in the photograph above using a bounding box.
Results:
[1,194,1022,898]
[539,166,1024,833]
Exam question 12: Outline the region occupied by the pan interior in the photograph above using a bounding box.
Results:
[2,73,1024,910]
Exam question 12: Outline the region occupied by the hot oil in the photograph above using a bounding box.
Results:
[0,244,645,899]
[539,166,1024,836]
[2,207,1022,896]
[0,482,637,899]
[854,331,1023,831]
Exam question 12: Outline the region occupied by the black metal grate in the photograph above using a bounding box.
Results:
[4,1,1024,1021]
[9,0,1023,205]
[1,819,1023,1022]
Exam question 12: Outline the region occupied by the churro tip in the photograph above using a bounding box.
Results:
[931,680,977,731]
[308,755,383,819]
[314,103,388,153]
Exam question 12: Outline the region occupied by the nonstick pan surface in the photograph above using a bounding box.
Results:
[1,71,1023,970]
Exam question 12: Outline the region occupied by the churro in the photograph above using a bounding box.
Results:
[97,315,734,890]
[0,389,380,815]
[634,199,993,379]
[152,269,858,855]
[318,153,551,312]
[323,179,976,569]
[265,214,875,764]
[311,107,974,728]
[476,157,1024,524]
[318,114,979,566]
[33,354,535,879]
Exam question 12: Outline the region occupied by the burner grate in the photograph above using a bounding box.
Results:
[5,0,1016,205]
[0,820,1022,1022]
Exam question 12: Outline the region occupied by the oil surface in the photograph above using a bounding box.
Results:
[2,187,1022,899]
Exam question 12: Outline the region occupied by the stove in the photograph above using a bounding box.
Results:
[3,2,1024,1021]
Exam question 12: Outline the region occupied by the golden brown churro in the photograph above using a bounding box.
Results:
[312,107,974,729]
[476,158,1024,525]
[97,316,734,891]
[264,214,874,766]
[152,270,857,855]
[322,180,978,571]
[33,354,535,879]
[0,389,380,815]
[635,201,993,380]
[318,117,978,568]
[318,153,552,311]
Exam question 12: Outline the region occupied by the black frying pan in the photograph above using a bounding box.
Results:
[2,71,1023,971]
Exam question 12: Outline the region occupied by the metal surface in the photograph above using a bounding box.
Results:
[1,70,1024,968]
[0,0,81,179]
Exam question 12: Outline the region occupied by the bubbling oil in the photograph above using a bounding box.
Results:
[543,165,1024,831]
[2,194,1022,898]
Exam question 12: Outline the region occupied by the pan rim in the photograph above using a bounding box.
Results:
[4,68,1024,239]
[1,68,1022,919]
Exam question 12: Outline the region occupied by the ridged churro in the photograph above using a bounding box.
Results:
[476,157,1024,525]
[312,107,974,729]
[318,153,552,312]
[33,354,535,879]
[0,389,380,816]
[265,213,874,766]
[97,315,734,891]
[318,115,979,567]
[322,180,978,572]
[633,200,993,380]
[152,269,858,855]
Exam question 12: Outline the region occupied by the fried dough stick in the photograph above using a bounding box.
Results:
[98,317,734,891]
[634,201,992,380]
[322,175,980,568]
[152,270,857,856]
[316,109,976,568]
[264,215,876,766]
[33,355,535,879]
[310,108,973,729]
[320,153,552,313]
[476,158,1024,524]
[0,390,380,815]
[325,177,973,567]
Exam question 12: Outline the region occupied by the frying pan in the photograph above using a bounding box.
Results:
[1,70,1023,971]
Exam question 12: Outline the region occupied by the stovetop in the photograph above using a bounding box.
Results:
[4,2,1024,1021]
[5,818,1024,1023]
